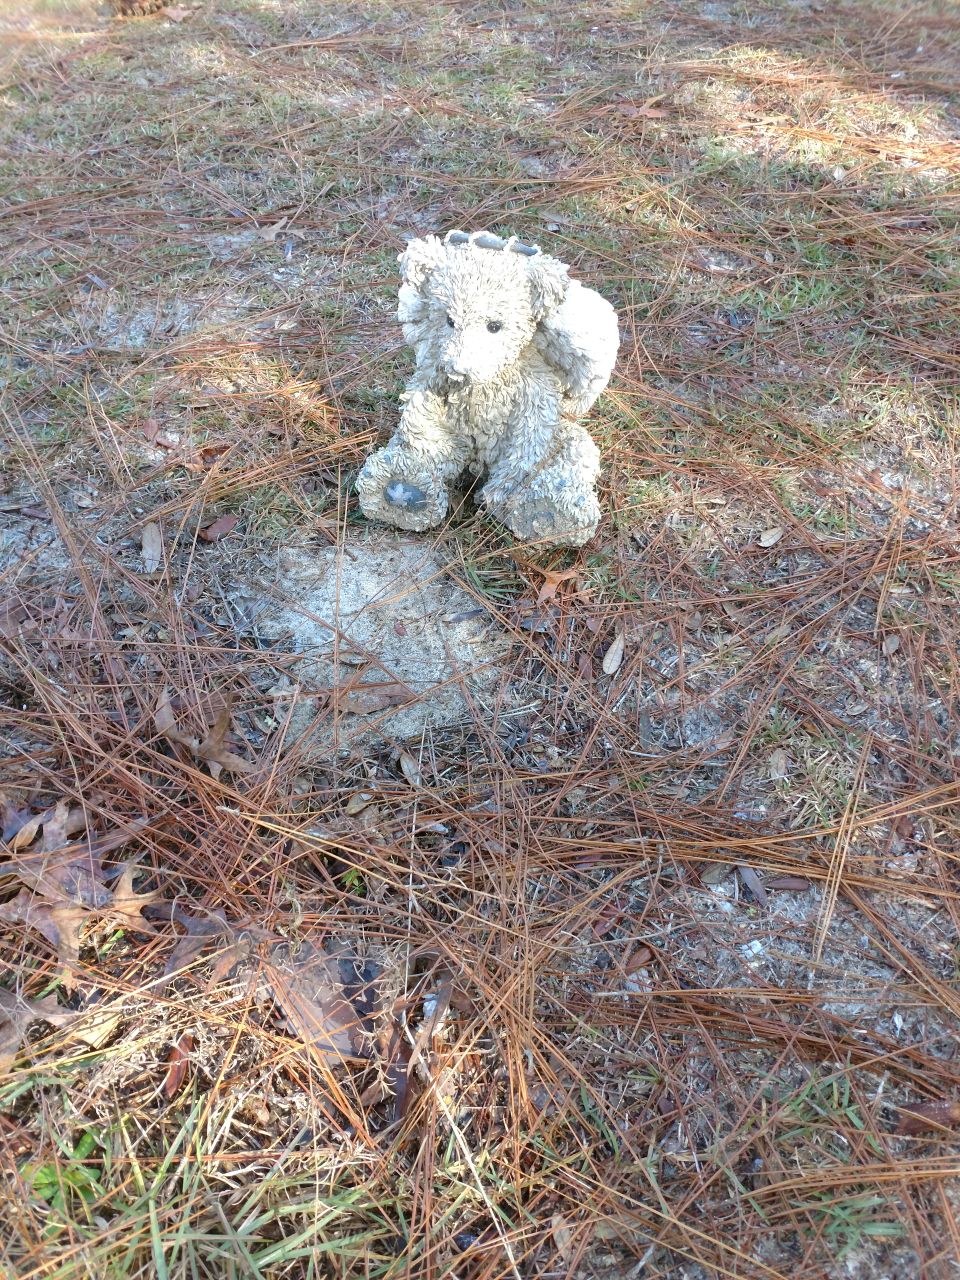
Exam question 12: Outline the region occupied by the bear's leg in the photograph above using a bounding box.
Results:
[480,423,601,549]
[356,390,466,534]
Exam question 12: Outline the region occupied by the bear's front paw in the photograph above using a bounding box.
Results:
[384,480,430,513]
[356,451,449,533]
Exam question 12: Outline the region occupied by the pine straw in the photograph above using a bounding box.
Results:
[2,0,960,1276]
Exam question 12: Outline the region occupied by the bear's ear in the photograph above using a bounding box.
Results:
[526,253,570,321]
[398,235,447,293]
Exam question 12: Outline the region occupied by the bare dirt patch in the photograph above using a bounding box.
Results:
[261,534,512,755]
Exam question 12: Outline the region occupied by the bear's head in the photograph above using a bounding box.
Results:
[397,234,569,386]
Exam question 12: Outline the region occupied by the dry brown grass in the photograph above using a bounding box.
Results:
[2,0,960,1276]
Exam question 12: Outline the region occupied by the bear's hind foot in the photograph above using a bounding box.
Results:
[481,486,600,549]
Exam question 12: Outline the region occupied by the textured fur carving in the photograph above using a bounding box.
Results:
[356,230,619,548]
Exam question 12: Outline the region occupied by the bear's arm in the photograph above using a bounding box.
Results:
[392,377,467,471]
[532,280,620,417]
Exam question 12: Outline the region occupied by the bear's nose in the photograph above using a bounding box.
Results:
[443,353,469,380]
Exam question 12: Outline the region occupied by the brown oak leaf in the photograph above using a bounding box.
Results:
[265,941,369,1065]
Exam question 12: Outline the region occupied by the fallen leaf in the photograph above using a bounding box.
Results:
[529,1075,568,1117]
[0,600,34,639]
[892,814,915,841]
[144,419,179,450]
[38,801,88,852]
[155,688,200,753]
[163,1033,194,1099]
[141,522,163,573]
[0,795,36,844]
[198,513,239,543]
[0,892,86,988]
[538,209,576,228]
[601,630,625,676]
[594,1220,629,1241]
[552,1216,576,1267]
[0,990,75,1072]
[344,791,375,817]
[356,804,384,833]
[444,607,486,624]
[896,1100,960,1135]
[106,865,160,932]
[1,804,148,987]
[407,975,454,1078]
[591,898,625,940]
[68,997,121,1049]
[615,103,669,119]
[758,527,784,548]
[149,903,233,977]
[103,655,126,682]
[363,1011,414,1120]
[242,1096,271,1126]
[10,806,109,909]
[12,851,110,910]
[207,939,254,986]
[398,750,424,788]
[197,703,255,776]
[14,812,146,909]
[8,814,42,852]
[701,863,731,885]
[882,633,901,656]
[259,216,288,241]
[535,567,580,605]
[765,875,812,891]
[623,944,654,974]
[361,965,439,1118]
[20,990,121,1052]
[768,748,789,780]
[265,941,368,1064]
[341,681,414,715]
[195,443,230,468]
[737,865,768,907]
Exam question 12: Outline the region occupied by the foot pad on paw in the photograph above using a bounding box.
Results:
[385,480,429,512]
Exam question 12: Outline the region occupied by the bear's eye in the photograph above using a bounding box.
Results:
[446,313,456,328]
[486,320,502,334]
